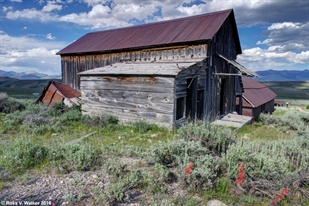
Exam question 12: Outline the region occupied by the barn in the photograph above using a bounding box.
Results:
[57,9,258,127]
[240,78,277,120]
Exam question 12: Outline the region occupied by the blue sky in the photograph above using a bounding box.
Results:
[0,0,308,75]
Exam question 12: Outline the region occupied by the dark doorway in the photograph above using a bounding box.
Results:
[186,78,197,120]
[220,78,226,115]
[197,90,204,119]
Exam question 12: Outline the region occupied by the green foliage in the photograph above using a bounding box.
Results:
[0,92,26,114]
[306,105,309,110]
[131,120,158,133]
[81,113,118,127]
[0,138,48,172]
[50,144,102,172]
[222,135,309,186]
[177,122,236,156]
[147,139,219,189]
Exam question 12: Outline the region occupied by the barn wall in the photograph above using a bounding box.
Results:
[206,18,239,120]
[80,75,175,127]
[61,44,208,90]
[264,99,275,113]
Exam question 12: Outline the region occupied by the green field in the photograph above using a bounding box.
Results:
[0,78,61,99]
[262,81,309,99]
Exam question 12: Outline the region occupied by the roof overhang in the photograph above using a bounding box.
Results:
[78,59,206,77]
[217,54,259,77]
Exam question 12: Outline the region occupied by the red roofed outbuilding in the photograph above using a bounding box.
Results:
[240,78,277,120]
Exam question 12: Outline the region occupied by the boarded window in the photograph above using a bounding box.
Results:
[176,97,185,120]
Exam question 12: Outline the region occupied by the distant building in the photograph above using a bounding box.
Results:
[35,81,81,107]
[239,78,277,120]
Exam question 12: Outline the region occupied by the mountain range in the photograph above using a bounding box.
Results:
[256,69,309,81]
[0,69,308,81]
[0,70,61,80]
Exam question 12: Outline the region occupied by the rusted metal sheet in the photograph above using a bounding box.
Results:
[57,9,238,55]
[242,78,277,108]
[35,81,81,107]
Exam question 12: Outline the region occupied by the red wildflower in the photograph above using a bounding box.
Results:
[188,162,194,169]
[184,162,194,175]
[271,188,289,205]
[235,163,246,185]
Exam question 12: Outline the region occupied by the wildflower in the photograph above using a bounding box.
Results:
[271,188,289,205]
[184,162,194,175]
[235,163,246,185]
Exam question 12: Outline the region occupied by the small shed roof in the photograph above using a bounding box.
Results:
[57,9,241,55]
[78,60,204,77]
[242,78,277,108]
[218,54,259,77]
[35,81,81,105]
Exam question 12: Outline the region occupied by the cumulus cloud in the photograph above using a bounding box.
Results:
[237,47,309,71]
[0,31,65,74]
[42,1,62,12]
[46,33,56,40]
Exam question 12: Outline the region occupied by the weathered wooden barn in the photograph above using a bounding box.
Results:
[240,78,276,120]
[35,81,81,107]
[57,9,258,127]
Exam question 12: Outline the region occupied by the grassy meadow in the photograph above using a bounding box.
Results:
[0,79,308,205]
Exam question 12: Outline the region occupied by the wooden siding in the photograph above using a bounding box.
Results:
[80,75,175,127]
[61,44,208,90]
[205,18,239,121]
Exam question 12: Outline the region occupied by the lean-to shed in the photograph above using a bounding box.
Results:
[35,81,81,107]
[57,9,258,127]
[240,78,276,120]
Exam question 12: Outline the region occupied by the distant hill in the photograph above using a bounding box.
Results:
[256,69,309,81]
[0,69,61,80]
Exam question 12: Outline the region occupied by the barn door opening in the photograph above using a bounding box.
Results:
[220,78,226,115]
[186,78,197,120]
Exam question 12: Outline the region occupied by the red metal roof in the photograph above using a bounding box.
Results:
[242,78,277,108]
[57,9,241,55]
[52,81,81,98]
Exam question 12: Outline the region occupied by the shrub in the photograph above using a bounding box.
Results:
[131,120,158,133]
[147,139,220,189]
[50,144,102,172]
[222,136,309,187]
[177,122,236,156]
[81,113,118,127]
[0,93,25,114]
[0,138,48,172]
[306,105,309,110]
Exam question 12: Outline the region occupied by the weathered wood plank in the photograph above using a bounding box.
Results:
[82,90,174,104]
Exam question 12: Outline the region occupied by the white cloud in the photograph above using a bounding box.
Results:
[22,26,27,30]
[10,0,22,2]
[3,6,13,12]
[0,31,65,74]
[237,47,309,71]
[42,1,62,12]
[46,33,56,40]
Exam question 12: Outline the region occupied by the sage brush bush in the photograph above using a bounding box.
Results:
[81,113,118,127]
[222,136,309,187]
[147,139,219,189]
[0,92,25,114]
[0,138,48,172]
[50,144,102,172]
[177,122,236,156]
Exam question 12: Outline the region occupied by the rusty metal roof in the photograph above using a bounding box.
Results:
[242,78,277,108]
[52,81,81,98]
[57,9,241,55]
[35,81,81,105]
